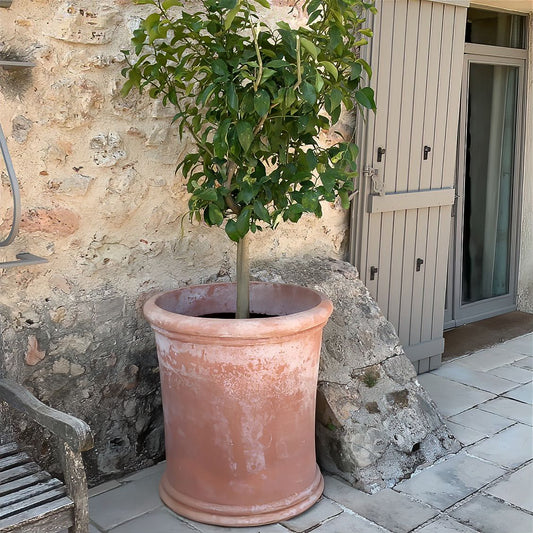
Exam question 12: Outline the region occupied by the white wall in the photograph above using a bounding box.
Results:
[517,16,533,313]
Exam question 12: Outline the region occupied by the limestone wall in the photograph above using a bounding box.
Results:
[0,0,350,481]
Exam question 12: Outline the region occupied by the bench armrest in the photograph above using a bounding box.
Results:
[0,378,93,453]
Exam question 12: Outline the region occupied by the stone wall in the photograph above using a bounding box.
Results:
[0,0,351,482]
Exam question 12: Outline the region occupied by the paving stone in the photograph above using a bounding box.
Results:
[310,512,389,533]
[466,423,532,468]
[455,347,526,372]
[109,508,200,532]
[415,516,478,532]
[89,469,163,530]
[451,494,533,533]
[323,476,437,533]
[485,462,533,512]
[504,382,533,404]
[417,374,495,417]
[280,497,342,532]
[488,364,532,384]
[122,461,166,482]
[90,526,102,533]
[433,363,517,394]
[394,453,505,510]
[444,421,486,446]
[88,479,122,497]
[186,520,290,533]
[503,335,533,356]
[448,407,514,436]
[513,357,533,370]
[477,397,533,426]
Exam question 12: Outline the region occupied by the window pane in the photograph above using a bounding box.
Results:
[466,8,526,49]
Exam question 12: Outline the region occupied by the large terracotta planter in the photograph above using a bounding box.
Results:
[143,282,333,527]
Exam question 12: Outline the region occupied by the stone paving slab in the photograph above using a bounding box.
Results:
[513,356,533,370]
[323,476,437,533]
[184,520,291,533]
[416,374,495,417]
[503,381,533,404]
[89,469,163,531]
[394,453,505,511]
[485,461,533,512]
[280,497,342,532]
[477,397,533,425]
[88,479,121,498]
[487,364,532,384]
[109,508,199,532]
[309,511,389,533]
[502,334,533,356]
[432,363,518,394]
[444,421,486,446]
[448,407,514,436]
[453,346,526,371]
[415,516,478,533]
[466,423,532,468]
[450,494,533,533]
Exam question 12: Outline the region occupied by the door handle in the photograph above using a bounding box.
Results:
[370,266,378,281]
[416,258,424,272]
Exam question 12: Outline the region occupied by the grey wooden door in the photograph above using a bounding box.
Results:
[350,0,467,373]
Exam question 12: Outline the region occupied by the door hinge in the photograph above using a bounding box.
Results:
[363,167,385,196]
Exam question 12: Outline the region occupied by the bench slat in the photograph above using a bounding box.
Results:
[0,471,52,497]
[0,453,31,472]
[0,443,19,458]
[0,478,63,509]
[0,486,68,519]
[0,497,73,533]
[0,463,40,485]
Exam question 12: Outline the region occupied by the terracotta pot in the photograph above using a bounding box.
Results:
[143,282,333,527]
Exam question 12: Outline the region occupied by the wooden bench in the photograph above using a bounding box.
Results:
[0,378,93,533]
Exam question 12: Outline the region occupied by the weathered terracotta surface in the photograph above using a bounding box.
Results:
[143,282,332,526]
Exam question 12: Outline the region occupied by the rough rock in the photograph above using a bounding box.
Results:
[253,257,460,493]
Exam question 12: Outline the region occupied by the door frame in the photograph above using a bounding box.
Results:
[445,43,527,329]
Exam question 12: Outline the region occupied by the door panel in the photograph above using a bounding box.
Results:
[448,54,525,327]
[350,0,467,371]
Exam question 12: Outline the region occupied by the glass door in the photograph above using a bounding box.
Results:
[446,53,525,328]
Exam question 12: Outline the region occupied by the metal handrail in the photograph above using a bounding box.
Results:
[0,120,21,247]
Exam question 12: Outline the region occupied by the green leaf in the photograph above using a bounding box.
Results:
[328,26,343,50]
[301,81,317,105]
[350,62,362,80]
[225,219,240,242]
[320,61,338,80]
[300,37,319,60]
[236,121,254,152]
[355,87,376,110]
[196,188,218,201]
[227,83,238,111]
[253,200,270,223]
[254,89,270,117]
[208,204,224,225]
[212,59,228,77]
[255,0,270,7]
[236,208,251,237]
[330,88,342,111]
[339,190,350,210]
[161,0,182,8]
[224,1,241,30]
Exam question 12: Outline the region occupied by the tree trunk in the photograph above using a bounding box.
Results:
[236,233,250,319]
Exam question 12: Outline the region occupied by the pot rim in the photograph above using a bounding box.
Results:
[143,282,333,340]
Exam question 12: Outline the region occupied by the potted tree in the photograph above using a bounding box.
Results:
[122,0,375,526]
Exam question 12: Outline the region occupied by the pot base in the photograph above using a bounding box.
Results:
[159,465,324,527]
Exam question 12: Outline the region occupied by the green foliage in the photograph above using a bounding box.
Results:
[122,0,376,242]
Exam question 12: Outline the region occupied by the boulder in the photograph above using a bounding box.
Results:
[253,257,459,493]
